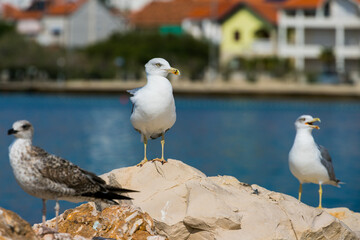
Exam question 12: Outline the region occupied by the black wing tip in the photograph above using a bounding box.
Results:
[106,186,139,193]
[336,180,344,187]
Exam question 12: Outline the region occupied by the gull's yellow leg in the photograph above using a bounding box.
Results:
[137,136,148,167]
[42,199,46,225]
[55,200,59,231]
[152,133,167,164]
[318,183,323,209]
[298,183,302,201]
[161,133,165,160]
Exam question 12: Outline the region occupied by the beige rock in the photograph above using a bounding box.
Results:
[0,207,39,240]
[325,208,360,237]
[102,159,360,240]
[34,202,167,240]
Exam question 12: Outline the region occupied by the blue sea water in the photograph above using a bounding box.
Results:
[0,93,359,224]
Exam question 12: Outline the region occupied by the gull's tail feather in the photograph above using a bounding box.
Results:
[105,185,139,193]
[336,180,345,188]
[82,189,135,204]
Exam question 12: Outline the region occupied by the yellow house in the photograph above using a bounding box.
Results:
[219,3,278,64]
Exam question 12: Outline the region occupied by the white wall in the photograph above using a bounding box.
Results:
[37,0,123,47]
[37,16,67,46]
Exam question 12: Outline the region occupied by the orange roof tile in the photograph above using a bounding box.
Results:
[216,1,279,25]
[130,0,202,27]
[46,0,87,16]
[282,0,323,9]
[1,0,87,21]
[250,3,278,24]
[130,0,288,28]
[2,3,42,20]
[188,1,240,19]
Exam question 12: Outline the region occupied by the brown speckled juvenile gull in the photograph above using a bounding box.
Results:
[7,120,137,230]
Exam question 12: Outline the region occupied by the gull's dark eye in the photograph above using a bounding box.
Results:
[22,124,31,130]
[155,63,162,67]
[299,118,305,122]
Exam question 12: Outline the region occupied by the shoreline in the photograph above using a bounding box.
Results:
[1,80,360,100]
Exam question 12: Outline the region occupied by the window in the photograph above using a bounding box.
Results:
[287,28,296,44]
[286,10,296,17]
[255,28,270,39]
[234,30,240,41]
[304,9,316,17]
[52,28,62,37]
[324,2,331,17]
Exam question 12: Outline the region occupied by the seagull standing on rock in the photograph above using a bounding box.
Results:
[8,120,137,231]
[128,58,180,167]
[289,115,341,208]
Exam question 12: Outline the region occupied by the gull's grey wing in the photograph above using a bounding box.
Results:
[318,145,339,184]
[127,87,142,113]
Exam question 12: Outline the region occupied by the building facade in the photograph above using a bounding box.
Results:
[278,0,360,79]
[219,3,277,63]
[38,0,123,47]
[2,0,125,48]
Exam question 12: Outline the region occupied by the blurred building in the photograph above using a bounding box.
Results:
[217,2,279,63]
[1,0,125,47]
[130,0,284,60]
[278,0,360,80]
[109,0,172,12]
[129,0,207,34]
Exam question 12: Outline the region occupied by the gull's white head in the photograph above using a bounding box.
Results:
[8,120,34,139]
[295,115,321,131]
[145,58,180,78]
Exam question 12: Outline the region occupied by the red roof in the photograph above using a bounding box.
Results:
[188,0,280,25]
[130,0,204,28]
[282,0,323,9]
[46,0,87,16]
[1,0,87,21]
[2,4,42,20]
[188,1,240,20]
[250,3,278,24]
[283,0,360,9]
[130,0,285,28]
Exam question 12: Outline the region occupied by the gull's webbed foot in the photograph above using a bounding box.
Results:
[137,158,148,167]
[37,225,58,236]
[151,158,167,165]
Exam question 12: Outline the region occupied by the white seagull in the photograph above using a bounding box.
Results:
[289,115,340,208]
[128,58,180,167]
[8,120,137,230]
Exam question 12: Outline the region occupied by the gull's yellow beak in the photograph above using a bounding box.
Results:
[305,118,321,129]
[168,67,180,76]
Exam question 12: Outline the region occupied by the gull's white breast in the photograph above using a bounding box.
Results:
[289,132,329,184]
[130,75,176,138]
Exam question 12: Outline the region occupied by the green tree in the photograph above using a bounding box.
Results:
[84,31,210,80]
[319,47,335,72]
[0,21,15,38]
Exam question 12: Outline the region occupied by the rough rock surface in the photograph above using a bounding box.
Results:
[102,159,360,240]
[34,202,167,240]
[0,207,39,240]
